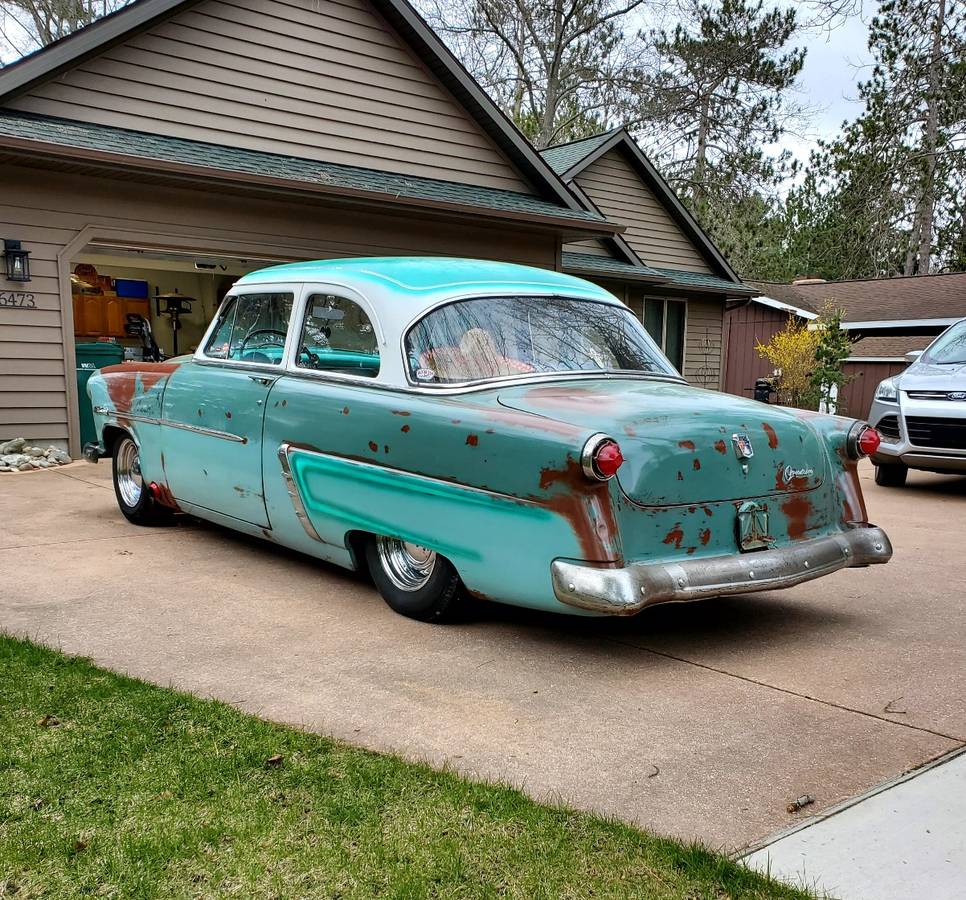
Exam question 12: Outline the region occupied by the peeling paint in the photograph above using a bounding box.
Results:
[714,440,727,455]
[465,434,479,447]
[762,422,779,449]
[662,523,685,549]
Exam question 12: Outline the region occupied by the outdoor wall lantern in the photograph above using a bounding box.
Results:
[3,239,31,282]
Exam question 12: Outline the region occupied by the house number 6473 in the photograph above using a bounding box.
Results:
[0,291,36,308]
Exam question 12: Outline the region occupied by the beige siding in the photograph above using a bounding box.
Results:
[0,165,557,450]
[564,238,611,257]
[682,296,724,389]
[8,0,532,192]
[575,148,713,273]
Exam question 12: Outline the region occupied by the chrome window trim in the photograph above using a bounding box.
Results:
[194,282,305,372]
[280,367,686,396]
[399,292,680,390]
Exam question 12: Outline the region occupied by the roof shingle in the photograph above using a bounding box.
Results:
[539,130,619,176]
[0,111,609,227]
[750,274,966,323]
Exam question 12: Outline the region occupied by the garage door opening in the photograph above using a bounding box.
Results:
[69,244,283,360]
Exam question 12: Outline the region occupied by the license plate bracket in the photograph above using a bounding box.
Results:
[736,500,772,551]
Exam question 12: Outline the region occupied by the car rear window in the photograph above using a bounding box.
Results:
[404,295,676,385]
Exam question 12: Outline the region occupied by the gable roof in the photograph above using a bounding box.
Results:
[750,274,966,326]
[541,128,743,284]
[0,0,588,218]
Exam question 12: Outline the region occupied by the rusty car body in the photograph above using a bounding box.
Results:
[85,258,892,622]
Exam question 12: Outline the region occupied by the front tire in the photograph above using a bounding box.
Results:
[874,462,908,487]
[112,435,170,525]
[365,535,467,623]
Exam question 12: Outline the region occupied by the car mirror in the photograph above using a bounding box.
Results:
[904,350,922,363]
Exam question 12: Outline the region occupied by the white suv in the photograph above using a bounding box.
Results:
[868,318,966,486]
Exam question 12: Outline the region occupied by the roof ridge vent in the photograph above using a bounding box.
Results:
[792,277,827,285]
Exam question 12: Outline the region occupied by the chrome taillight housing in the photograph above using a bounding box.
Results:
[847,423,881,459]
[581,433,624,481]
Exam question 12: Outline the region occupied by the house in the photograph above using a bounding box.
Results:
[726,274,966,416]
[540,128,757,389]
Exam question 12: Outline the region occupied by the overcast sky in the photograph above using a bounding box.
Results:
[775,7,874,162]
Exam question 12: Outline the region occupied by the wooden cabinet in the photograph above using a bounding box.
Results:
[104,295,125,336]
[73,295,152,338]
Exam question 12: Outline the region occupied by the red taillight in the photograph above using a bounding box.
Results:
[581,434,624,480]
[595,441,624,478]
[858,426,881,457]
[847,423,881,459]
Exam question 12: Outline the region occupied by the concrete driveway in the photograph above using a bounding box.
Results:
[2,461,964,851]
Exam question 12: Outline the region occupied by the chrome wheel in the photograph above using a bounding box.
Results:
[375,536,437,591]
[115,437,143,508]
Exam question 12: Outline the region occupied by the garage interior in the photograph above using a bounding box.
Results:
[70,244,281,360]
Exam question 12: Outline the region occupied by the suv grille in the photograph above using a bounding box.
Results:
[876,415,901,441]
[906,391,966,401]
[904,416,966,450]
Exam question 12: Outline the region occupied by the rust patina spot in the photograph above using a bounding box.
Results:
[281,399,287,407]
[763,422,779,449]
[150,481,180,510]
[699,528,711,545]
[714,440,727,455]
[342,406,350,415]
[677,471,684,481]
[662,523,685,549]
[384,445,390,454]
[401,424,410,433]
[391,410,410,417]
[678,440,695,450]
[538,458,620,561]
[702,505,713,517]
[692,458,701,471]
[368,441,378,452]
[781,495,812,540]
[466,434,479,447]
[225,411,232,419]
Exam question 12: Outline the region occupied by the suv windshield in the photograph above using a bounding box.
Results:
[922,320,966,365]
[405,295,676,385]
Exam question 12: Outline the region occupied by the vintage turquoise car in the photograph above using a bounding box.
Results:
[86,258,892,622]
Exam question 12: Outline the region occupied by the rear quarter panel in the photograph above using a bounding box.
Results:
[262,376,618,611]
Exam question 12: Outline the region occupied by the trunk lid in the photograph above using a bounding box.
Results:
[498,379,827,506]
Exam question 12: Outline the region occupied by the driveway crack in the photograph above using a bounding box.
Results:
[603,637,966,745]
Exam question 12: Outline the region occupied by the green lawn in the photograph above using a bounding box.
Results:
[0,635,806,899]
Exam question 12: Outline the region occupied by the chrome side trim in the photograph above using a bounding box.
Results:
[551,526,893,615]
[277,442,325,543]
[92,407,247,443]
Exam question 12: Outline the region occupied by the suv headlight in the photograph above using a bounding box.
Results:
[875,379,899,402]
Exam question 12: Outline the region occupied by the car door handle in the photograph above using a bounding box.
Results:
[248,375,275,386]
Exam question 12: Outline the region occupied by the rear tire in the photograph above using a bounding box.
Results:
[112,435,171,525]
[365,534,467,623]
[874,463,908,487]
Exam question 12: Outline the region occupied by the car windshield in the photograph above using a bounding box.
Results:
[405,295,676,385]
[921,320,966,365]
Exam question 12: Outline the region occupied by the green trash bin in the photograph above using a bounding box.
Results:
[75,342,125,449]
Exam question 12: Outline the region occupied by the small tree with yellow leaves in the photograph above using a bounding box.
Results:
[755,314,821,408]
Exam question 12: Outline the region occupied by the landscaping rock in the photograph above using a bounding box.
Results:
[0,437,25,454]
[49,450,71,465]
[26,446,45,457]
[2,453,28,467]
[16,462,32,471]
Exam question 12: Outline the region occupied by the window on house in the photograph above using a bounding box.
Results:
[642,298,686,372]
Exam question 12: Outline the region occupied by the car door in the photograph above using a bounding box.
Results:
[161,286,300,527]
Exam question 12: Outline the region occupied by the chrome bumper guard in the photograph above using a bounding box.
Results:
[551,526,893,616]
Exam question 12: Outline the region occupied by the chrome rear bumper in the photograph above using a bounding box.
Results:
[551,526,892,615]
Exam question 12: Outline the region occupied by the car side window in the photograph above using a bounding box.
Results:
[295,294,380,378]
[203,292,294,365]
